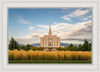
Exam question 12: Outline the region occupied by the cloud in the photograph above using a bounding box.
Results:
[62,15,71,21]
[10,20,92,45]
[29,26,34,30]
[37,20,92,33]
[62,8,91,21]
[69,24,92,36]
[37,20,92,43]
[60,20,92,43]
[82,16,92,20]
[14,33,41,39]
[13,33,41,45]
[69,9,90,17]
[37,25,49,29]
[37,23,73,33]
[61,38,91,41]
[17,16,31,24]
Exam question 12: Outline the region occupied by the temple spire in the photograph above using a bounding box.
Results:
[49,21,52,36]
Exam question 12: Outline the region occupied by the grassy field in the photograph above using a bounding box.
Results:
[9,60,91,64]
[9,50,91,60]
[9,50,91,63]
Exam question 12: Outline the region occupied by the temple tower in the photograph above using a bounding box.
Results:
[40,22,61,51]
[48,21,52,36]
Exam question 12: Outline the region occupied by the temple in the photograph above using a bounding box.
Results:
[40,22,61,51]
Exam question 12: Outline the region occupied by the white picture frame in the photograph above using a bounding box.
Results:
[0,0,99,72]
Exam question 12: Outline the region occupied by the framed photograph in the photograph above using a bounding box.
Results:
[0,0,99,72]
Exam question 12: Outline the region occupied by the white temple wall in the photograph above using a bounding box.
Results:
[39,23,63,51]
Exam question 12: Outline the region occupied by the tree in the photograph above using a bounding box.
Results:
[30,46,37,51]
[65,47,71,51]
[37,47,44,51]
[68,44,73,48]
[78,44,82,51]
[82,39,89,51]
[9,37,19,50]
[57,47,64,51]
[20,45,27,51]
[88,43,92,51]
[71,46,78,51]
[30,47,44,51]
[26,44,32,51]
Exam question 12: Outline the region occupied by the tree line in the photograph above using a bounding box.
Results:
[9,37,92,51]
[9,37,44,51]
[57,40,92,51]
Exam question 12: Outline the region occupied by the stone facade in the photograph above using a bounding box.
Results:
[40,22,61,51]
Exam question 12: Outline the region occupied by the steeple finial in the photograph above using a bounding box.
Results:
[49,21,52,36]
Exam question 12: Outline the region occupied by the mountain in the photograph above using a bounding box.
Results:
[30,43,79,47]
[60,43,69,47]
[60,43,79,47]
[31,43,40,46]
[19,44,25,46]
[19,43,40,46]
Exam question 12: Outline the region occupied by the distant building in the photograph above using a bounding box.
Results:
[40,22,63,51]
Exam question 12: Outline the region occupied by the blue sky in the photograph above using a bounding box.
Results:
[8,8,92,45]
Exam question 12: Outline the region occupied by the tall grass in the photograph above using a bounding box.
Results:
[9,49,91,61]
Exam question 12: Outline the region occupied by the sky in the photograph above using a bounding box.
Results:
[8,8,92,45]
